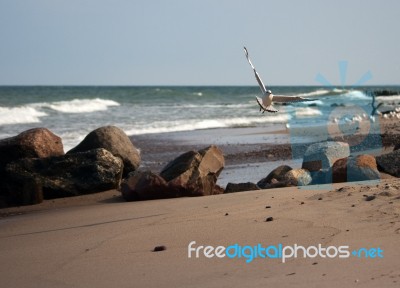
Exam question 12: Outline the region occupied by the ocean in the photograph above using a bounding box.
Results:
[1,86,399,151]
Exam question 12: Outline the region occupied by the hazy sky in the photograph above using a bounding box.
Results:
[0,0,399,86]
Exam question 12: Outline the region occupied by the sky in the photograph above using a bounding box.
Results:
[0,0,399,86]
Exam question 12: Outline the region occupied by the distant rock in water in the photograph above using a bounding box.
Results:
[5,148,123,202]
[68,126,140,177]
[371,90,399,96]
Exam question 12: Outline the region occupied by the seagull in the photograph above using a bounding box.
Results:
[244,47,311,113]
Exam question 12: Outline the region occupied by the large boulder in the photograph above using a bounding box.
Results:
[0,128,65,207]
[0,128,64,170]
[120,170,170,201]
[225,182,260,193]
[332,154,380,183]
[160,145,225,197]
[0,176,43,208]
[257,165,292,189]
[68,126,140,177]
[5,148,123,202]
[302,141,350,172]
[376,150,400,177]
[283,169,312,186]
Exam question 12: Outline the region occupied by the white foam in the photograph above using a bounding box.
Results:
[0,106,48,125]
[126,115,291,135]
[297,89,331,97]
[295,107,323,117]
[45,98,120,113]
[343,90,369,100]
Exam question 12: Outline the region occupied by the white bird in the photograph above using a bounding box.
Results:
[244,47,311,113]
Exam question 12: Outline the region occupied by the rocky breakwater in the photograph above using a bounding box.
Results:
[0,126,140,208]
[225,141,389,193]
[121,145,225,201]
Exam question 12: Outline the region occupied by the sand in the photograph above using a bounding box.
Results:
[0,180,399,287]
[1,117,400,287]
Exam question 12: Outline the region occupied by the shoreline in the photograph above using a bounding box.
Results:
[131,117,398,187]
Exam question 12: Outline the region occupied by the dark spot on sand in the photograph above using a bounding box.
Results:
[265,217,274,222]
[153,245,167,252]
[365,195,376,201]
[225,213,229,216]
[301,201,305,205]
[286,272,296,276]
[312,262,318,265]
[265,205,271,209]
[379,191,393,197]
[351,204,356,207]
[318,197,323,200]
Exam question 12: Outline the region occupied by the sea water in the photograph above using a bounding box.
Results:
[0,86,399,151]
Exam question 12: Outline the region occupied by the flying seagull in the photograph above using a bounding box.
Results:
[244,47,311,113]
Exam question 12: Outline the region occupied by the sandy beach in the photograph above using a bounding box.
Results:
[0,180,399,287]
[1,117,399,287]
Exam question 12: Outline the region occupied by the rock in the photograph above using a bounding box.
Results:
[376,150,400,177]
[332,154,380,183]
[283,169,312,186]
[310,169,331,185]
[0,128,64,171]
[0,176,43,208]
[68,126,140,177]
[153,245,167,252]
[365,195,376,201]
[225,182,260,193]
[120,170,170,201]
[160,145,224,197]
[302,141,350,172]
[5,148,123,201]
[257,165,292,188]
[0,128,64,207]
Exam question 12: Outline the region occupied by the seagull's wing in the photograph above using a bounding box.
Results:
[272,95,312,103]
[256,96,278,113]
[244,47,267,94]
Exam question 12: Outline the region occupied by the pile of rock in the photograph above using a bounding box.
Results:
[0,126,140,208]
[0,126,225,208]
[121,145,225,201]
[227,141,386,193]
[2,127,398,208]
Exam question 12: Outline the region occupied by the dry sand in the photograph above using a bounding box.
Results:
[1,117,400,287]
